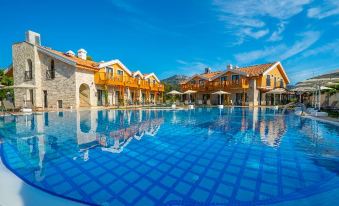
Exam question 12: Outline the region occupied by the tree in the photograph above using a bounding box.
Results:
[0,69,14,100]
[86,55,93,61]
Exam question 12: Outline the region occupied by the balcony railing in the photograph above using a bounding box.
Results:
[46,69,55,79]
[181,79,249,91]
[94,72,164,91]
[24,71,32,81]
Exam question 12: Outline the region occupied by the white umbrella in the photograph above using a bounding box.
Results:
[2,83,37,89]
[266,88,287,105]
[291,87,316,92]
[183,90,197,94]
[167,90,183,95]
[320,86,332,90]
[212,90,230,105]
[266,88,286,94]
[167,90,183,105]
[2,83,37,108]
[183,90,197,103]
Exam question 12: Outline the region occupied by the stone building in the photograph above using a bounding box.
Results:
[8,31,164,109]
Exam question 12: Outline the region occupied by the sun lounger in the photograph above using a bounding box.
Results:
[2,100,16,112]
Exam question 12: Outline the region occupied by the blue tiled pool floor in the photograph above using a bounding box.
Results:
[0,108,338,205]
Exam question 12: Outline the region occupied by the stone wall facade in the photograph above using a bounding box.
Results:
[39,52,77,109]
[12,42,43,108]
[13,41,80,109]
[75,69,97,107]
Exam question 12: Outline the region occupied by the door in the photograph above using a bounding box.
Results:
[43,90,48,108]
[115,91,120,105]
[97,90,103,106]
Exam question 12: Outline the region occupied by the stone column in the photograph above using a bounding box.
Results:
[247,79,258,107]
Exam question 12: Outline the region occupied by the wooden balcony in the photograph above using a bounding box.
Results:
[94,72,165,92]
[124,77,139,88]
[95,72,124,86]
[181,84,207,92]
[150,83,165,92]
[181,79,249,92]
[139,81,150,89]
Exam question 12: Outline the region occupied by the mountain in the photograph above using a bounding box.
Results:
[162,75,189,86]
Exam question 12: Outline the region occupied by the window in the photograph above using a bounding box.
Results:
[106,67,113,79]
[58,100,63,108]
[47,59,55,79]
[106,67,113,74]
[25,59,33,81]
[274,77,277,87]
[117,70,123,75]
[231,75,239,81]
[280,79,284,87]
[191,80,196,84]
[199,80,204,85]
[220,76,227,81]
[266,75,271,86]
[153,80,156,84]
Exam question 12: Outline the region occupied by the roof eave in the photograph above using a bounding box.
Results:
[37,46,77,66]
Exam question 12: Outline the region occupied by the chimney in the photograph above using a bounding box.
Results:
[227,64,233,70]
[204,67,211,74]
[25,30,41,46]
[65,50,75,57]
[77,48,87,60]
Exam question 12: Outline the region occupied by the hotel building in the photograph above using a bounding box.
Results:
[7,31,164,109]
[180,62,290,106]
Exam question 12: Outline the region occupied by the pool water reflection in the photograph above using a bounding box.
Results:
[0,108,338,205]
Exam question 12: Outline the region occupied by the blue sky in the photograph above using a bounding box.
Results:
[0,0,338,84]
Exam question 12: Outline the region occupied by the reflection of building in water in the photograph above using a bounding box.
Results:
[296,119,339,174]
[75,109,164,155]
[98,113,164,154]
[259,115,286,147]
[1,113,64,182]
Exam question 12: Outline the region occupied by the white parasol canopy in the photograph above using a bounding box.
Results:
[183,90,197,94]
[183,90,196,104]
[1,83,37,108]
[320,86,332,90]
[212,90,230,95]
[266,88,287,94]
[167,90,183,95]
[212,90,230,105]
[291,87,316,92]
[2,83,37,89]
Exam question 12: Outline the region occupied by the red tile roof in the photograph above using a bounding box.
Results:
[235,62,277,76]
[42,47,99,72]
[200,71,222,79]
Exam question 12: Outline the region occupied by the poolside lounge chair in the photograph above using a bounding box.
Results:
[2,100,16,112]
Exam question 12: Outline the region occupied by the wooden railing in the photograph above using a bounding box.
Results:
[181,79,249,91]
[94,72,164,91]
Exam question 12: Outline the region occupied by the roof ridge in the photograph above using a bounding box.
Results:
[237,61,277,69]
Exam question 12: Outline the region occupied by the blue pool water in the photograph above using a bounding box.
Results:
[0,108,338,205]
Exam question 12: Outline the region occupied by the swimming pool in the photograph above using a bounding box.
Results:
[0,108,338,205]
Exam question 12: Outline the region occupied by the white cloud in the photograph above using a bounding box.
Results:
[301,40,339,57]
[307,0,339,19]
[213,0,311,43]
[242,28,270,39]
[280,31,321,60]
[234,31,321,63]
[268,22,286,42]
